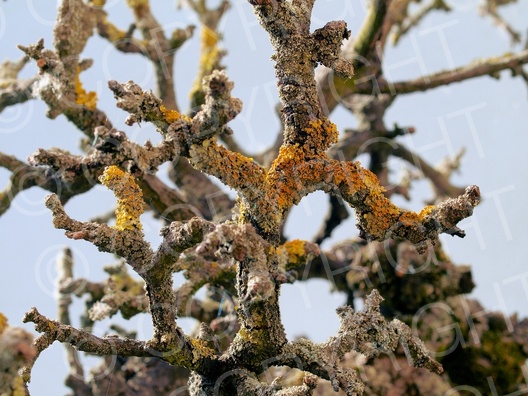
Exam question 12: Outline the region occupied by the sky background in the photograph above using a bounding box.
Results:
[1,0,528,394]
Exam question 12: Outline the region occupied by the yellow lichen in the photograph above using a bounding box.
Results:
[11,376,26,396]
[201,25,218,49]
[190,339,216,363]
[111,270,144,296]
[99,15,127,41]
[126,0,149,9]
[89,0,106,6]
[99,166,144,231]
[160,105,191,123]
[199,25,219,72]
[238,327,261,345]
[74,66,97,110]
[419,205,435,218]
[398,211,421,226]
[190,25,220,101]
[0,312,7,334]
[277,239,306,264]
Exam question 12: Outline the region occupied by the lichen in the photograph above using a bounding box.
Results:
[419,205,436,218]
[126,0,149,9]
[190,25,220,102]
[74,66,97,110]
[266,145,306,211]
[0,313,6,334]
[277,239,307,265]
[0,314,35,396]
[190,339,216,364]
[89,0,106,6]
[11,376,26,396]
[160,104,189,123]
[99,15,127,41]
[304,117,339,152]
[200,25,219,70]
[160,104,192,123]
[189,138,265,191]
[99,166,144,231]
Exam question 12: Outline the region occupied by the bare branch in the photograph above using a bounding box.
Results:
[392,143,466,200]
[55,248,92,395]
[354,49,528,95]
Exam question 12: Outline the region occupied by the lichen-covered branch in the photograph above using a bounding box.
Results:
[45,192,153,268]
[251,0,352,150]
[187,0,230,109]
[28,128,197,222]
[277,290,441,396]
[24,308,152,357]
[54,248,92,395]
[0,313,35,396]
[0,153,58,216]
[0,56,36,112]
[3,0,508,393]
[108,49,480,252]
[296,237,474,315]
[16,0,113,137]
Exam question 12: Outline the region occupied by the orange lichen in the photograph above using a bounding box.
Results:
[304,117,339,152]
[159,105,190,123]
[74,66,97,110]
[340,163,403,239]
[99,166,144,231]
[190,139,265,190]
[398,211,421,226]
[277,239,306,264]
[266,145,306,210]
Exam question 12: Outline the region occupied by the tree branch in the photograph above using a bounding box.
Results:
[355,49,528,95]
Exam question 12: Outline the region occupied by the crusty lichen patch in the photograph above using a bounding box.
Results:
[99,166,144,231]
[159,104,191,123]
[276,239,306,265]
[74,66,97,110]
[266,144,306,211]
[190,339,216,364]
[304,117,339,152]
[0,313,7,334]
